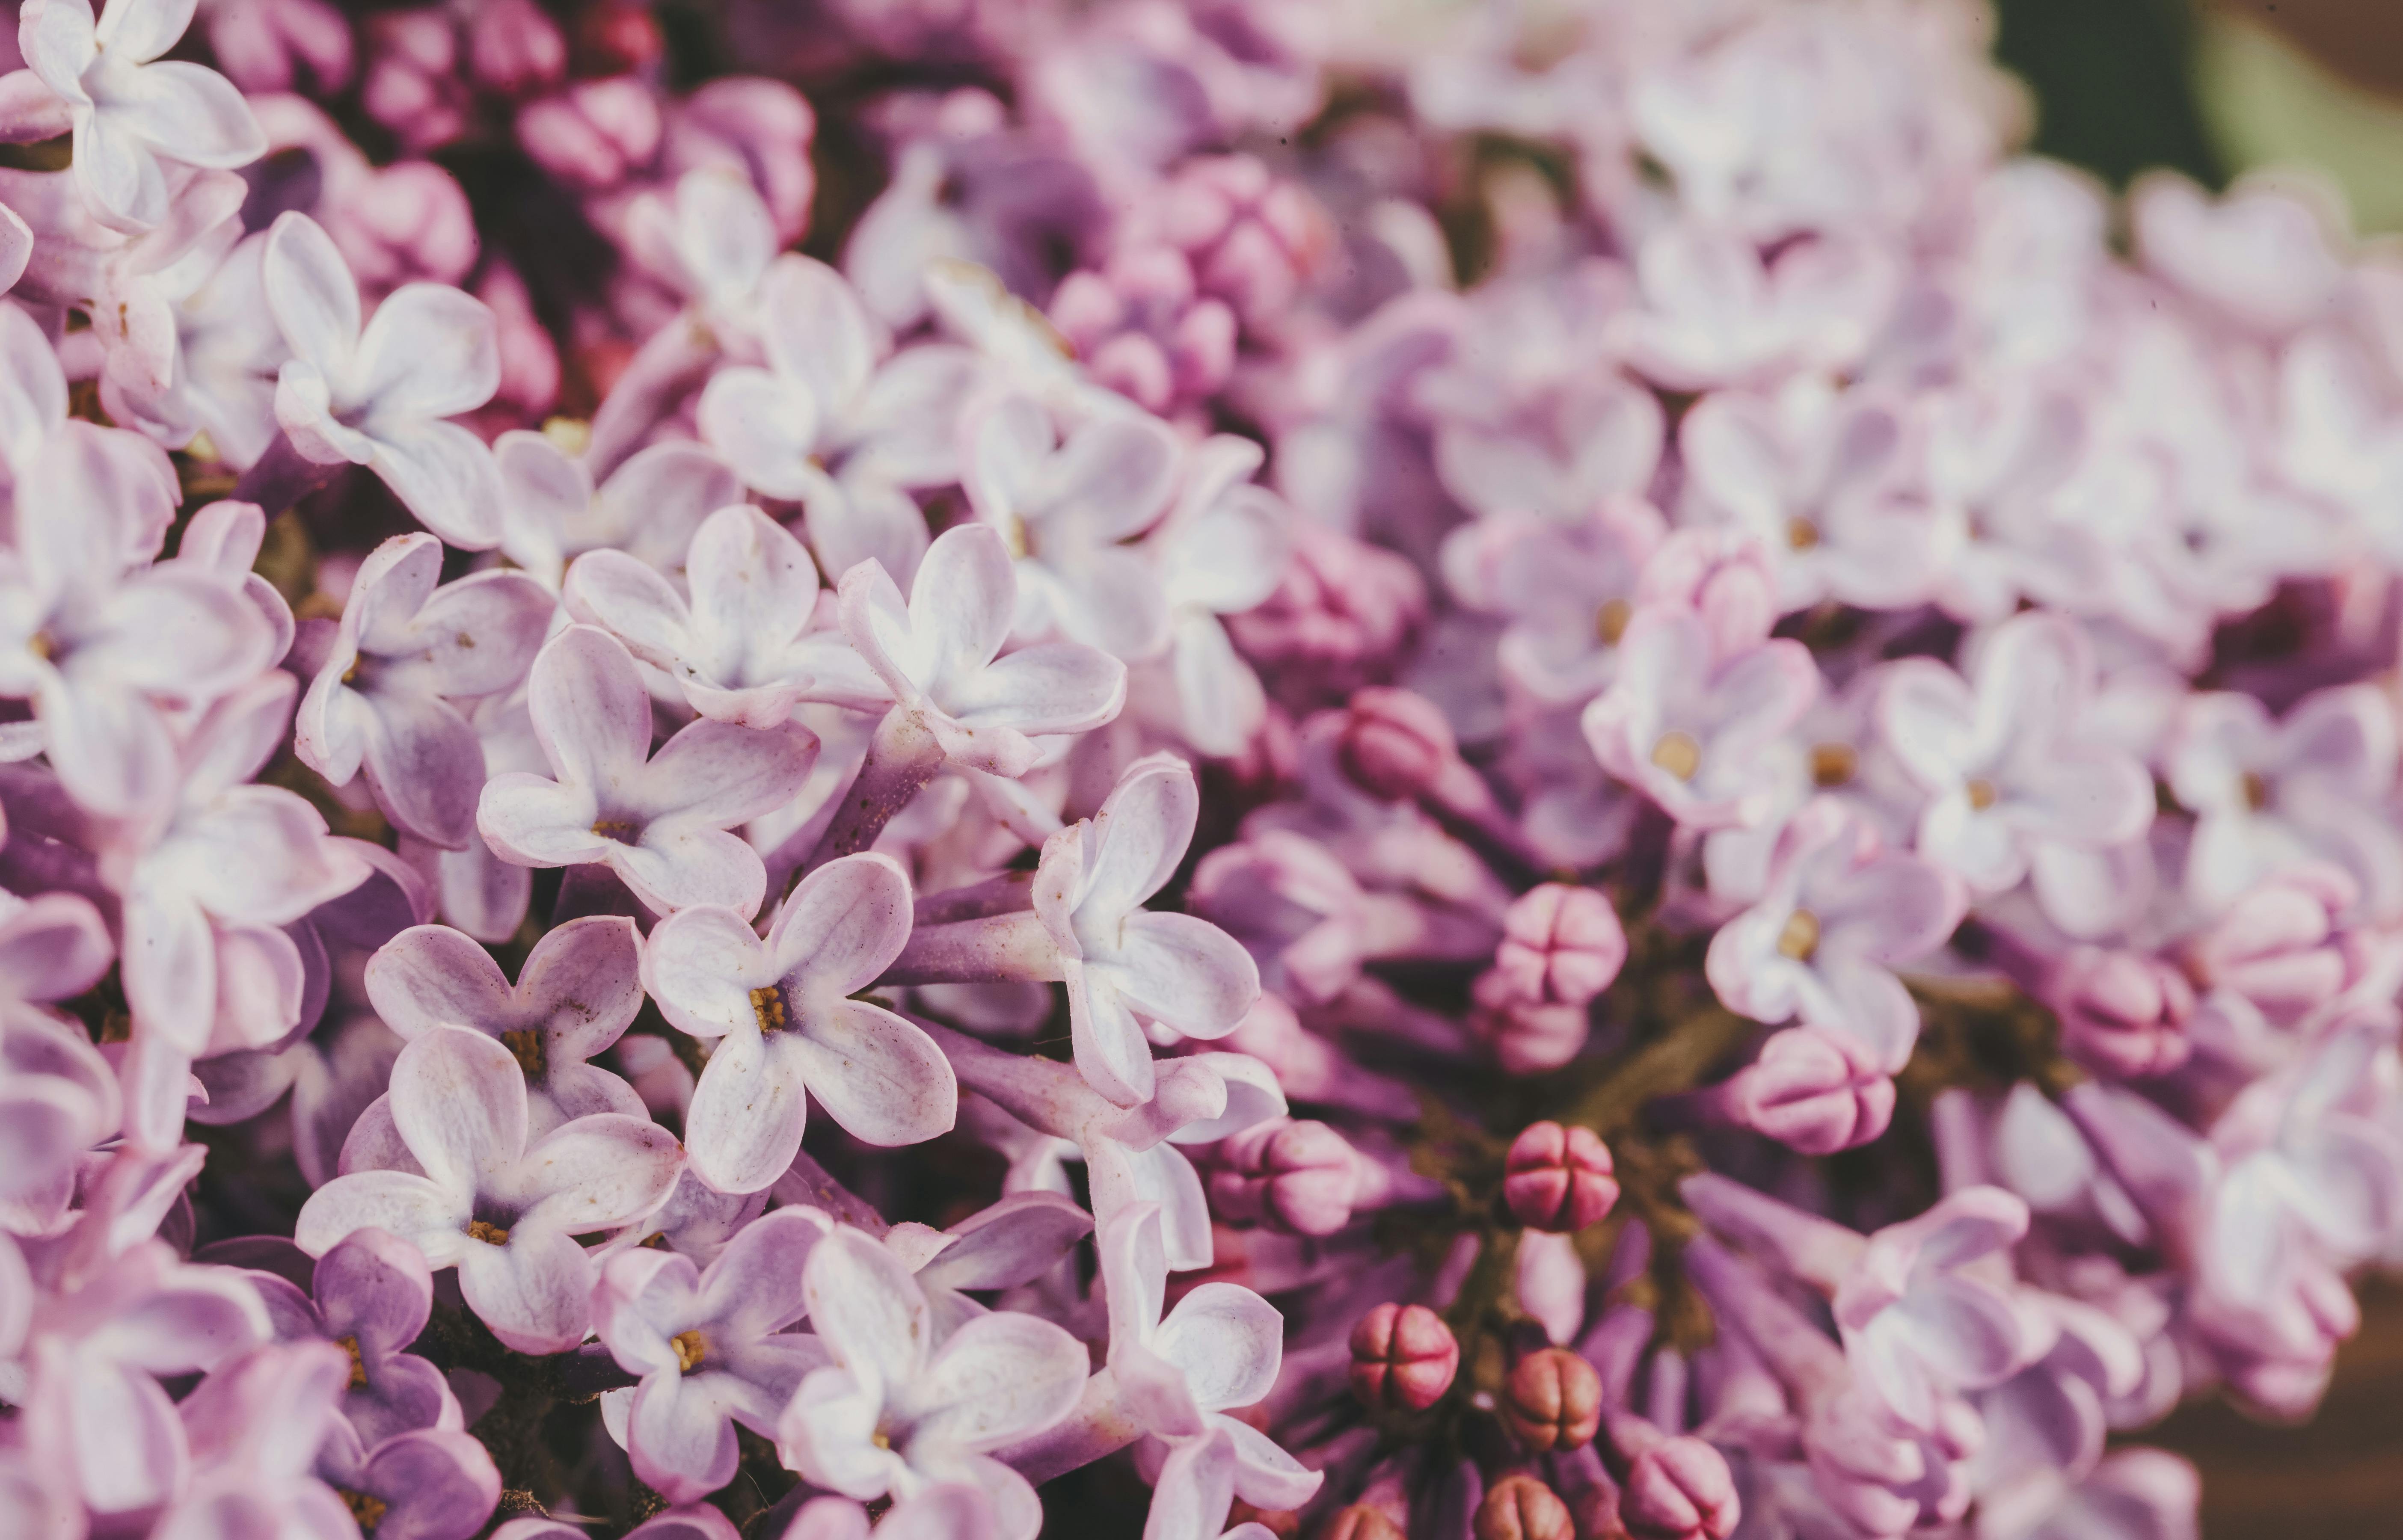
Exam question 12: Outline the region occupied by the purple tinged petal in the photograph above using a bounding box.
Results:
[628,1371,741,1503]
[637,717,818,830]
[313,1226,434,1358]
[805,1227,932,1399]
[389,1026,528,1196]
[643,903,776,1039]
[909,1307,1089,1452]
[771,852,914,995]
[698,365,819,499]
[1152,1282,1283,1413]
[263,213,360,376]
[455,1223,595,1355]
[787,998,957,1147]
[356,1429,501,1540]
[295,1170,467,1265]
[524,623,653,790]
[365,925,514,1042]
[368,418,505,550]
[685,1025,810,1194]
[917,1193,1093,1294]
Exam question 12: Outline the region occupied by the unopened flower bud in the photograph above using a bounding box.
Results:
[1503,1122,1619,1233]
[517,78,664,190]
[2051,947,2193,1078]
[1611,1424,1741,1540]
[1489,885,1627,1008]
[467,0,566,95]
[1475,1474,1576,1540]
[2185,863,2356,1024]
[1210,1118,1362,1236]
[1319,1505,1408,1540]
[1501,1348,1603,1453]
[1471,998,1590,1075]
[1338,687,1459,802]
[1349,1303,1458,1412]
[1727,1028,1893,1155]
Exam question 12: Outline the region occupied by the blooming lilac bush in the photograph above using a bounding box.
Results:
[5,0,2401,1536]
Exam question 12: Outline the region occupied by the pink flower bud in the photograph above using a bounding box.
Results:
[1726,1028,1894,1155]
[468,0,567,96]
[1617,1433,1741,1540]
[1209,1118,1360,1236]
[329,163,478,292]
[1502,1347,1602,1453]
[1225,523,1426,706]
[2185,864,2356,1025]
[1471,998,1590,1075]
[1475,1474,1575,1540]
[1337,687,1458,802]
[1489,885,1627,1009]
[518,79,664,191]
[360,11,468,153]
[208,0,355,95]
[1349,1302,1458,1412]
[1504,1122,1619,1233]
[1321,1505,1408,1540]
[2051,947,2194,1078]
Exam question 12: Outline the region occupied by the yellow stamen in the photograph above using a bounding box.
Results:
[1594,598,1632,646]
[541,417,593,457]
[591,817,640,843]
[1649,730,1703,782]
[1966,778,1999,811]
[2242,771,2270,811]
[671,1329,707,1373]
[341,1490,387,1532]
[338,1334,368,1390]
[1810,743,1857,788]
[1786,516,1821,551]
[1777,909,1822,962]
[750,986,789,1033]
[500,1028,545,1079]
[466,1220,510,1246]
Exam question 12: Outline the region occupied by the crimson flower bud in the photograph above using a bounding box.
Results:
[1501,1347,1603,1453]
[1349,1302,1458,1412]
[1503,1121,1620,1233]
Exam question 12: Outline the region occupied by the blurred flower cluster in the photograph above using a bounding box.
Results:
[4,0,2400,1536]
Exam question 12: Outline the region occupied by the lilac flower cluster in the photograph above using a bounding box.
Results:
[2,0,2397,1536]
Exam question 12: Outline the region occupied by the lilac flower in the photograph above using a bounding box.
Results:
[842,521,1128,775]
[801,522,1124,865]
[564,503,890,729]
[641,853,955,1193]
[112,671,368,1065]
[1005,1202,1317,1528]
[0,424,271,815]
[1607,222,1900,392]
[312,1421,503,1540]
[1706,798,1963,1071]
[296,1025,683,1353]
[1582,604,1821,831]
[364,916,647,1138]
[894,754,1259,1106]
[963,392,1183,660]
[1878,613,2155,899]
[881,1191,1096,1339]
[594,1207,832,1501]
[260,211,504,546]
[0,985,120,1217]
[1440,498,1666,705]
[1679,381,1939,613]
[777,1226,1089,1540]
[156,1341,356,1540]
[18,1238,272,1513]
[2166,684,2403,921]
[17,0,267,232]
[1136,436,1288,756]
[494,430,742,590]
[476,625,819,918]
[296,532,555,850]
[696,254,981,583]
[245,1226,460,1445]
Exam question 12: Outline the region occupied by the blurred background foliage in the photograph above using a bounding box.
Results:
[2003,0,2403,231]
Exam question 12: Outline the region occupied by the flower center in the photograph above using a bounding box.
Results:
[2242,770,2270,811]
[500,1028,545,1079]
[750,984,791,1033]
[590,817,641,844]
[1965,777,1999,810]
[341,1490,387,1533]
[25,630,56,663]
[466,1220,510,1246]
[1777,909,1821,962]
[1810,743,1857,787]
[338,1334,368,1390]
[1649,730,1702,782]
[671,1329,708,1373]
[1594,598,1632,646]
[1786,516,1821,551]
